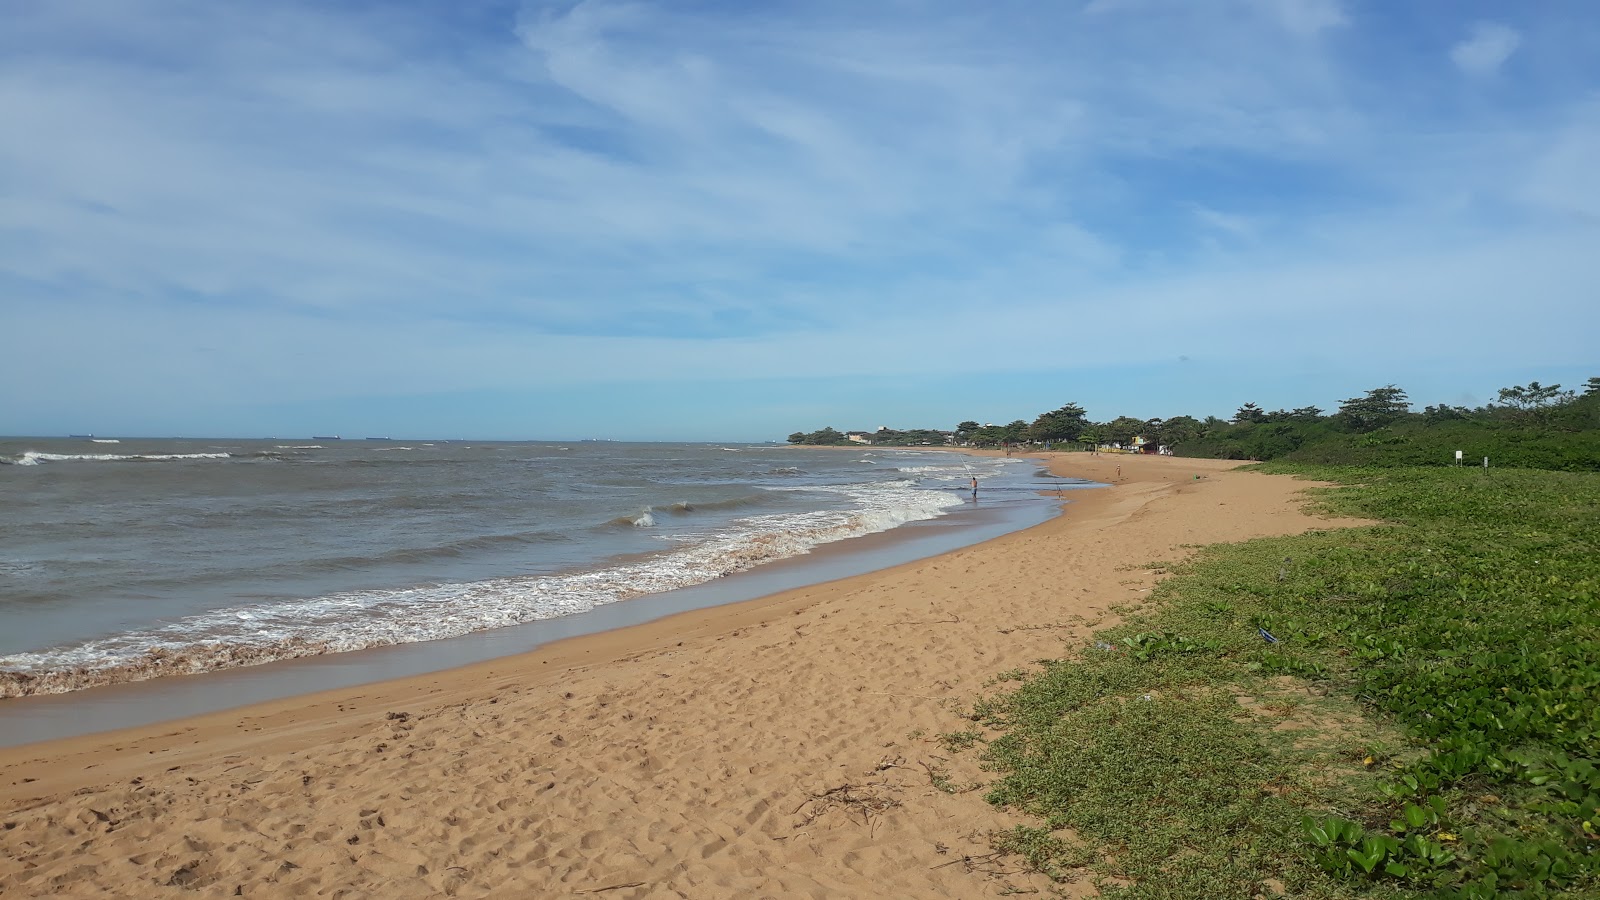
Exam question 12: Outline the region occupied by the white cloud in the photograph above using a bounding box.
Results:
[1452,22,1522,75]
[1191,205,1259,241]
[1521,100,1600,221]
[1,1,1596,436]
[0,0,1366,327]
[1249,0,1347,36]
[1085,0,1346,36]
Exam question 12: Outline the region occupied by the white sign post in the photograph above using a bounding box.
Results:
[1455,450,1463,467]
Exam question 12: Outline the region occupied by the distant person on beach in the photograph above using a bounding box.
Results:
[971,476,978,500]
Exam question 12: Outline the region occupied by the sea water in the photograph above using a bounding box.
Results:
[0,438,1082,700]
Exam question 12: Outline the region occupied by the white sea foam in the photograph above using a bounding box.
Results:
[90,439,121,444]
[276,445,324,450]
[0,478,965,697]
[7,451,233,465]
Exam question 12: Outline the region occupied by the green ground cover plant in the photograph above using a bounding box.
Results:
[965,465,1599,898]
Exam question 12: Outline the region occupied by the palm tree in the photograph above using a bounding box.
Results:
[1079,424,1106,452]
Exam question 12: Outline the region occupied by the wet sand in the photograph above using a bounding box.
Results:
[0,452,1364,898]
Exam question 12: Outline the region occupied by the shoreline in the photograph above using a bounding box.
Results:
[0,452,1075,745]
[0,451,1368,898]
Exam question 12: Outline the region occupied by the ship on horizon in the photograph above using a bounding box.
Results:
[312,435,341,440]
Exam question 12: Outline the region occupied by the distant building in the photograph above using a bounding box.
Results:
[1131,435,1169,455]
[846,431,874,444]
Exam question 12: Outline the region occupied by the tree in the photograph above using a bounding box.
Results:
[1495,381,1572,411]
[970,424,1008,446]
[1336,385,1410,432]
[787,426,847,445]
[1585,377,1600,397]
[1423,404,1471,423]
[1233,403,1267,424]
[1028,403,1089,443]
[956,421,981,436]
[1290,406,1324,420]
[1159,415,1203,447]
[1104,416,1145,446]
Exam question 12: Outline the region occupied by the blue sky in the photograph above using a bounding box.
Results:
[2,0,1597,440]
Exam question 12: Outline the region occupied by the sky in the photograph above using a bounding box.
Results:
[2,0,1598,441]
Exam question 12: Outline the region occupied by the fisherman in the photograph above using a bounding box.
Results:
[971,476,978,500]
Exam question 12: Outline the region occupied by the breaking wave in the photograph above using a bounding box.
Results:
[603,493,770,528]
[2,451,234,466]
[0,481,963,697]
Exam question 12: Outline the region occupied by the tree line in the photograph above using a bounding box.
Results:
[786,426,956,447]
[789,378,1600,471]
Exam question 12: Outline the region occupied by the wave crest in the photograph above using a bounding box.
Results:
[0,480,965,697]
[3,451,233,465]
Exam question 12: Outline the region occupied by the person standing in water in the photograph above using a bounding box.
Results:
[971,476,979,500]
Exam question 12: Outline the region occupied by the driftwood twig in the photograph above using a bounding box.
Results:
[574,881,646,894]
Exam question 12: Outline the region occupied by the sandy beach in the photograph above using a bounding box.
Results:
[0,452,1364,898]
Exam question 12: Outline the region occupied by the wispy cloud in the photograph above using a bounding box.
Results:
[1,1,1596,437]
[1451,22,1522,76]
[1250,0,1348,36]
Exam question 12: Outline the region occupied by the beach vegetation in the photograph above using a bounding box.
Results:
[1493,382,1573,419]
[1174,379,1600,471]
[1235,402,1269,424]
[792,373,1600,467]
[1337,385,1412,433]
[927,765,957,793]
[1028,404,1090,443]
[867,428,957,446]
[787,426,850,445]
[1155,414,1204,447]
[1077,423,1107,449]
[1101,416,1146,447]
[939,729,984,753]
[962,465,1600,897]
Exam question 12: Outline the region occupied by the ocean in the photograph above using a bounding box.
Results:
[0,438,1083,707]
